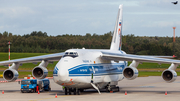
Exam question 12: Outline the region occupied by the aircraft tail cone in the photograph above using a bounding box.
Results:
[55,94,57,98]
[38,91,40,94]
[2,90,4,94]
[165,91,167,95]
[125,91,127,95]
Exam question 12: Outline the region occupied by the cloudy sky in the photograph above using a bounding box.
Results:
[0,0,180,36]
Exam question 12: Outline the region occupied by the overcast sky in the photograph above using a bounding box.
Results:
[0,0,180,36]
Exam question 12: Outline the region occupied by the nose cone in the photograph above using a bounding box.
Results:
[58,68,69,81]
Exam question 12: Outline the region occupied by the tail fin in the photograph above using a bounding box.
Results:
[110,5,123,51]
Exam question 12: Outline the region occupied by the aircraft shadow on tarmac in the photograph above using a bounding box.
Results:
[49,89,180,95]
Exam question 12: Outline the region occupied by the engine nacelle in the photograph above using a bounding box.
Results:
[162,69,177,83]
[3,69,19,82]
[123,66,138,80]
[32,66,48,79]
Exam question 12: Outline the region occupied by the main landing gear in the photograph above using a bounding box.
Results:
[64,87,81,95]
[105,84,119,92]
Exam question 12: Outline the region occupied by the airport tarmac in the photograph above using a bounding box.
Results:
[0,76,180,101]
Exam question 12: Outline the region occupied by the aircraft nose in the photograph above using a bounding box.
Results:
[58,68,68,81]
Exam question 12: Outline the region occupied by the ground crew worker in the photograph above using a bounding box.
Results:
[36,84,39,92]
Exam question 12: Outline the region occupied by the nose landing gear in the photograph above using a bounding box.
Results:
[64,87,81,95]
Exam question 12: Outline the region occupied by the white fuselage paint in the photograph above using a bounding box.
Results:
[53,49,127,89]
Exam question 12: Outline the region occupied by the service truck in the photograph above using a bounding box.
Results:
[20,79,51,93]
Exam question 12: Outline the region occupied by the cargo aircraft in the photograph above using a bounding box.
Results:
[0,5,180,95]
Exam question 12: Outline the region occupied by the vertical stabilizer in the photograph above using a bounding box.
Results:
[110,5,123,51]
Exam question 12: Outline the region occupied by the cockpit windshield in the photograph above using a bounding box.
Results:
[63,52,78,58]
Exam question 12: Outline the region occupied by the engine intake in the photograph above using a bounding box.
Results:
[32,66,48,79]
[3,69,18,82]
[123,66,138,80]
[162,69,177,83]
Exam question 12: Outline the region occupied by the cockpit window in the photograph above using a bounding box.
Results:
[63,52,78,58]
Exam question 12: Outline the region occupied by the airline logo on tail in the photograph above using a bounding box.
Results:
[119,22,121,26]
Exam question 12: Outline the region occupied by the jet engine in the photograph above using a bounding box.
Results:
[162,69,177,83]
[32,60,49,79]
[32,66,48,79]
[123,66,138,80]
[3,69,18,82]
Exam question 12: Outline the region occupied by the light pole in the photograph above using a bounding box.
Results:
[173,27,176,56]
[7,41,11,67]
[173,27,176,42]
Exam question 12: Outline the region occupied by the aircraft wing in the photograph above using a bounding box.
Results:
[101,51,180,64]
[0,52,65,66]
[151,56,175,59]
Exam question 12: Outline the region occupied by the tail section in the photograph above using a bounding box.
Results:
[110,5,123,51]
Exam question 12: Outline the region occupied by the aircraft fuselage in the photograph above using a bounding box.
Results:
[53,49,127,89]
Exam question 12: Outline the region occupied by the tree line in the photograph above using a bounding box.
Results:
[0,31,179,58]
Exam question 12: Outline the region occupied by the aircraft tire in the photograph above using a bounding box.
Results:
[80,89,84,92]
[117,87,119,92]
[77,89,80,95]
[69,88,72,95]
[73,88,76,95]
[65,87,67,95]
[106,87,110,92]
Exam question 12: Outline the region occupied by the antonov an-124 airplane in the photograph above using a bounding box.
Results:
[0,5,180,95]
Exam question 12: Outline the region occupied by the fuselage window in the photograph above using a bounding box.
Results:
[63,52,78,58]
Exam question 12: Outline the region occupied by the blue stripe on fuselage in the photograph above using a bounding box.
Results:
[53,66,59,75]
[68,63,125,77]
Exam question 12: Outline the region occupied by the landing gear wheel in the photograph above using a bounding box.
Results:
[73,88,76,95]
[65,87,67,95]
[106,87,111,92]
[117,87,119,92]
[80,89,84,92]
[77,89,80,95]
[69,88,72,95]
